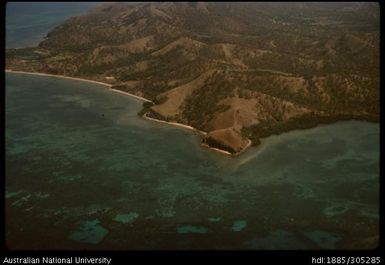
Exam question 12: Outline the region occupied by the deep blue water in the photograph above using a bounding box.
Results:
[5,2,379,250]
[6,2,101,48]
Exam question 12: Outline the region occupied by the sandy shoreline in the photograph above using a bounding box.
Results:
[200,143,233,156]
[6,69,251,156]
[201,138,252,156]
[235,139,252,156]
[144,113,250,157]
[143,113,207,135]
[6,69,113,87]
[110,89,152,103]
[6,69,153,103]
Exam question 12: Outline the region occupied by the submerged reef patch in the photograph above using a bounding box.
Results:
[177,225,208,234]
[68,219,108,244]
[113,212,139,224]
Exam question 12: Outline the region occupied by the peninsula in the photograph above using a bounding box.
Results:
[6,2,379,155]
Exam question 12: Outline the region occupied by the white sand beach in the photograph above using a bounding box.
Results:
[6,69,113,87]
[200,143,233,156]
[143,113,206,135]
[6,69,252,156]
[5,70,152,103]
[110,89,152,103]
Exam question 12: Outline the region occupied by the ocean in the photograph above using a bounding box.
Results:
[5,73,379,249]
[5,3,379,250]
[6,2,101,48]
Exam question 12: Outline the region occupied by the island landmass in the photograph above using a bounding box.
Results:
[6,2,379,155]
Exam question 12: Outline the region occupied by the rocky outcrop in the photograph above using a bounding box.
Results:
[203,128,250,155]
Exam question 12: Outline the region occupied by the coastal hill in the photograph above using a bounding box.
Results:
[6,2,379,154]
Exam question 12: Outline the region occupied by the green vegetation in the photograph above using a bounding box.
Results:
[137,101,154,116]
[203,136,236,154]
[243,113,379,146]
[153,94,168,105]
[182,76,233,129]
[5,2,379,153]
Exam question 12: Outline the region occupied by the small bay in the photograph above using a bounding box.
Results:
[5,73,379,249]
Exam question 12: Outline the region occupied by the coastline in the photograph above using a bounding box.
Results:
[200,143,233,156]
[6,69,243,156]
[143,113,207,136]
[110,88,152,103]
[5,70,377,158]
[6,69,113,88]
[201,138,252,157]
[5,69,152,103]
[237,139,252,156]
[142,114,251,156]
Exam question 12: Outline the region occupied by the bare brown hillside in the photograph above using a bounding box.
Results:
[6,2,379,154]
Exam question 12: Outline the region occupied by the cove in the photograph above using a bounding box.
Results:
[5,73,379,250]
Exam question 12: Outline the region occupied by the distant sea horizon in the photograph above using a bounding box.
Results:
[5,2,380,250]
[6,2,101,48]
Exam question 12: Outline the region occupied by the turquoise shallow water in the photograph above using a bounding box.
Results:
[113,213,139,224]
[68,219,108,244]
[5,73,379,250]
